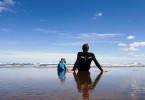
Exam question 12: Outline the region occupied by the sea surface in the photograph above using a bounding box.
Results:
[0,67,145,100]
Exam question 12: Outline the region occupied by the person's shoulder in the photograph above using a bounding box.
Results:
[88,52,94,55]
[78,52,83,55]
[88,52,95,57]
[59,62,63,64]
[59,62,65,65]
[61,62,65,64]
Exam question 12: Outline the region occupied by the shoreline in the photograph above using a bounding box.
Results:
[0,64,145,68]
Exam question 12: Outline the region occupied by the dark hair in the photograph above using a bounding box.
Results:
[82,43,89,52]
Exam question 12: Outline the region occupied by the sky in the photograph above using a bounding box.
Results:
[0,0,145,64]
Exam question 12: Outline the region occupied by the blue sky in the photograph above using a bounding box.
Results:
[0,0,145,64]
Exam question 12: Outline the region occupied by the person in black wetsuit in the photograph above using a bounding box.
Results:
[72,43,105,72]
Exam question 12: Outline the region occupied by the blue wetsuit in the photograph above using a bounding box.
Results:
[58,69,65,79]
[58,62,66,70]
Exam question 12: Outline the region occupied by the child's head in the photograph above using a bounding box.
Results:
[60,58,66,63]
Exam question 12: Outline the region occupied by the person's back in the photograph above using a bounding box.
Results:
[76,52,96,71]
[72,43,103,72]
[58,58,66,70]
[58,62,66,70]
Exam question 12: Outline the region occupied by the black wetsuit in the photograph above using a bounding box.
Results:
[72,52,103,71]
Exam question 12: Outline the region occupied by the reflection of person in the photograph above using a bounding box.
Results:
[57,69,66,82]
[73,71,103,100]
[72,43,107,72]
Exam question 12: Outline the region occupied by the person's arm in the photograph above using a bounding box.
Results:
[92,72,103,89]
[63,63,68,71]
[92,53,103,72]
[72,52,81,71]
[73,72,81,90]
[65,66,68,71]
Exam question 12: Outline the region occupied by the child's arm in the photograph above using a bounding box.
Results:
[65,66,68,71]
[65,66,74,73]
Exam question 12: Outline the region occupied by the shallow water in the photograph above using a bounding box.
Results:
[0,67,145,100]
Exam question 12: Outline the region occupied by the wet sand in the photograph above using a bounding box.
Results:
[0,67,145,100]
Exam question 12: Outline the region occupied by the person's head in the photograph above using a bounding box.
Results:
[60,58,66,63]
[82,43,89,52]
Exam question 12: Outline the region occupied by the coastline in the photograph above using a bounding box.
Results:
[0,63,145,68]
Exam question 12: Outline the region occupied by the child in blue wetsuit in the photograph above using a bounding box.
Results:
[57,58,68,81]
[58,58,68,70]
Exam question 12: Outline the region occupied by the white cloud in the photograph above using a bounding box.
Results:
[118,43,127,47]
[93,12,103,19]
[76,33,122,38]
[122,46,139,51]
[129,53,145,58]
[0,0,15,6]
[95,12,102,17]
[52,42,83,46]
[0,28,11,32]
[33,28,59,33]
[4,0,15,5]
[130,42,145,47]
[0,51,77,64]
[34,28,50,33]
[0,0,15,13]
[127,35,135,40]
[119,41,145,52]
[0,50,145,64]
[91,55,145,65]
[33,29,122,39]
[0,6,5,12]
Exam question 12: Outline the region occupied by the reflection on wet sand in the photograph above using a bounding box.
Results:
[73,71,103,100]
[57,69,66,83]
[1,67,145,100]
